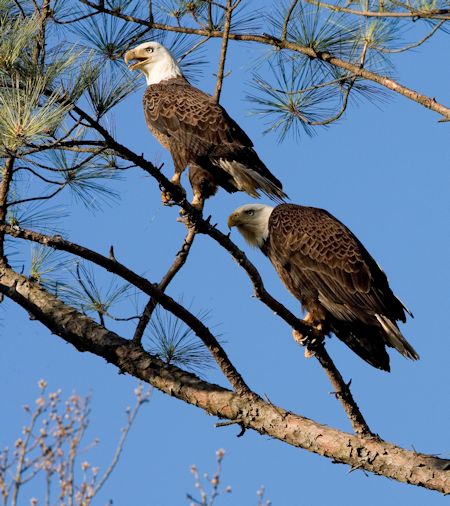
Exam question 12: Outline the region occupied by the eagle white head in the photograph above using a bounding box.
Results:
[228,204,274,248]
[124,41,182,85]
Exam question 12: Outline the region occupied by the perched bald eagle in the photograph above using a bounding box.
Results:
[228,203,419,371]
[124,41,287,209]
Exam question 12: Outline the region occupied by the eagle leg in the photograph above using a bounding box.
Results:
[292,313,324,358]
[191,190,205,211]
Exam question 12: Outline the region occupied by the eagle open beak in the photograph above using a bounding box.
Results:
[124,49,151,71]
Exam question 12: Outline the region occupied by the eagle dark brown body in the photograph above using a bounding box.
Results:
[261,204,419,371]
[143,77,286,207]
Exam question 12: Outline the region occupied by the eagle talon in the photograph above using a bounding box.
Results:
[292,328,324,358]
[161,190,174,206]
[161,185,186,207]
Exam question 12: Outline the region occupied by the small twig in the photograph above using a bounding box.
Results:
[7,184,67,207]
[215,419,244,428]
[53,11,99,24]
[207,0,213,30]
[213,0,233,102]
[12,0,26,17]
[177,36,211,63]
[315,345,372,436]
[133,226,197,344]
[93,388,151,494]
[379,20,445,53]
[11,405,44,506]
[304,0,450,19]
[281,0,299,41]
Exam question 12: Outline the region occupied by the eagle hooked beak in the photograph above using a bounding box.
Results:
[124,48,151,71]
[227,212,239,230]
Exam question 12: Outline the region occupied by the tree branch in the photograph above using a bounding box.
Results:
[379,20,446,53]
[304,0,450,19]
[133,226,197,344]
[63,103,373,433]
[281,0,299,41]
[76,0,450,120]
[0,264,448,494]
[0,224,251,396]
[213,0,233,102]
[315,345,371,435]
[0,157,15,259]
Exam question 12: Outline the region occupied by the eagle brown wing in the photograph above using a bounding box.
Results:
[143,77,253,169]
[266,204,407,325]
[143,78,285,197]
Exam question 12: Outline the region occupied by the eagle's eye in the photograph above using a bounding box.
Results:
[145,47,154,53]
[245,209,255,216]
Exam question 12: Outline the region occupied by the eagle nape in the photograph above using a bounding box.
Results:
[228,203,419,372]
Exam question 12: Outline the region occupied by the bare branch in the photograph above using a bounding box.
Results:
[133,227,197,344]
[12,0,26,18]
[379,20,446,53]
[281,0,299,41]
[213,0,233,102]
[315,345,372,435]
[93,387,151,494]
[11,403,44,506]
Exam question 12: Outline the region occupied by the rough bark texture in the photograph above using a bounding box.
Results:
[1,265,449,494]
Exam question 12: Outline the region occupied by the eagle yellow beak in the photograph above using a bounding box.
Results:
[124,48,150,71]
[227,212,239,229]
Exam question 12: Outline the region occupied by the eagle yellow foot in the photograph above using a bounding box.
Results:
[292,329,315,358]
[161,173,185,206]
[176,199,202,227]
[292,313,324,358]
[161,186,186,206]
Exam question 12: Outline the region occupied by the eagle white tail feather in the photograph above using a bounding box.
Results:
[375,314,419,360]
[218,160,287,201]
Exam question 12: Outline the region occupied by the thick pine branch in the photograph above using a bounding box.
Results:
[0,264,448,494]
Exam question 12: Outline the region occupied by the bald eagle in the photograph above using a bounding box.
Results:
[228,203,419,371]
[124,41,287,209]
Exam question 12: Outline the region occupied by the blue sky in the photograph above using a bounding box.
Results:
[1,6,450,505]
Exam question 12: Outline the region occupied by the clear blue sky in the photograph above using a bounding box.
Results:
[1,5,449,505]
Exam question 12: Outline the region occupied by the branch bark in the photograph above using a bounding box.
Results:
[0,264,448,494]
[0,224,251,396]
[0,156,15,259]
[77,0,450,120]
